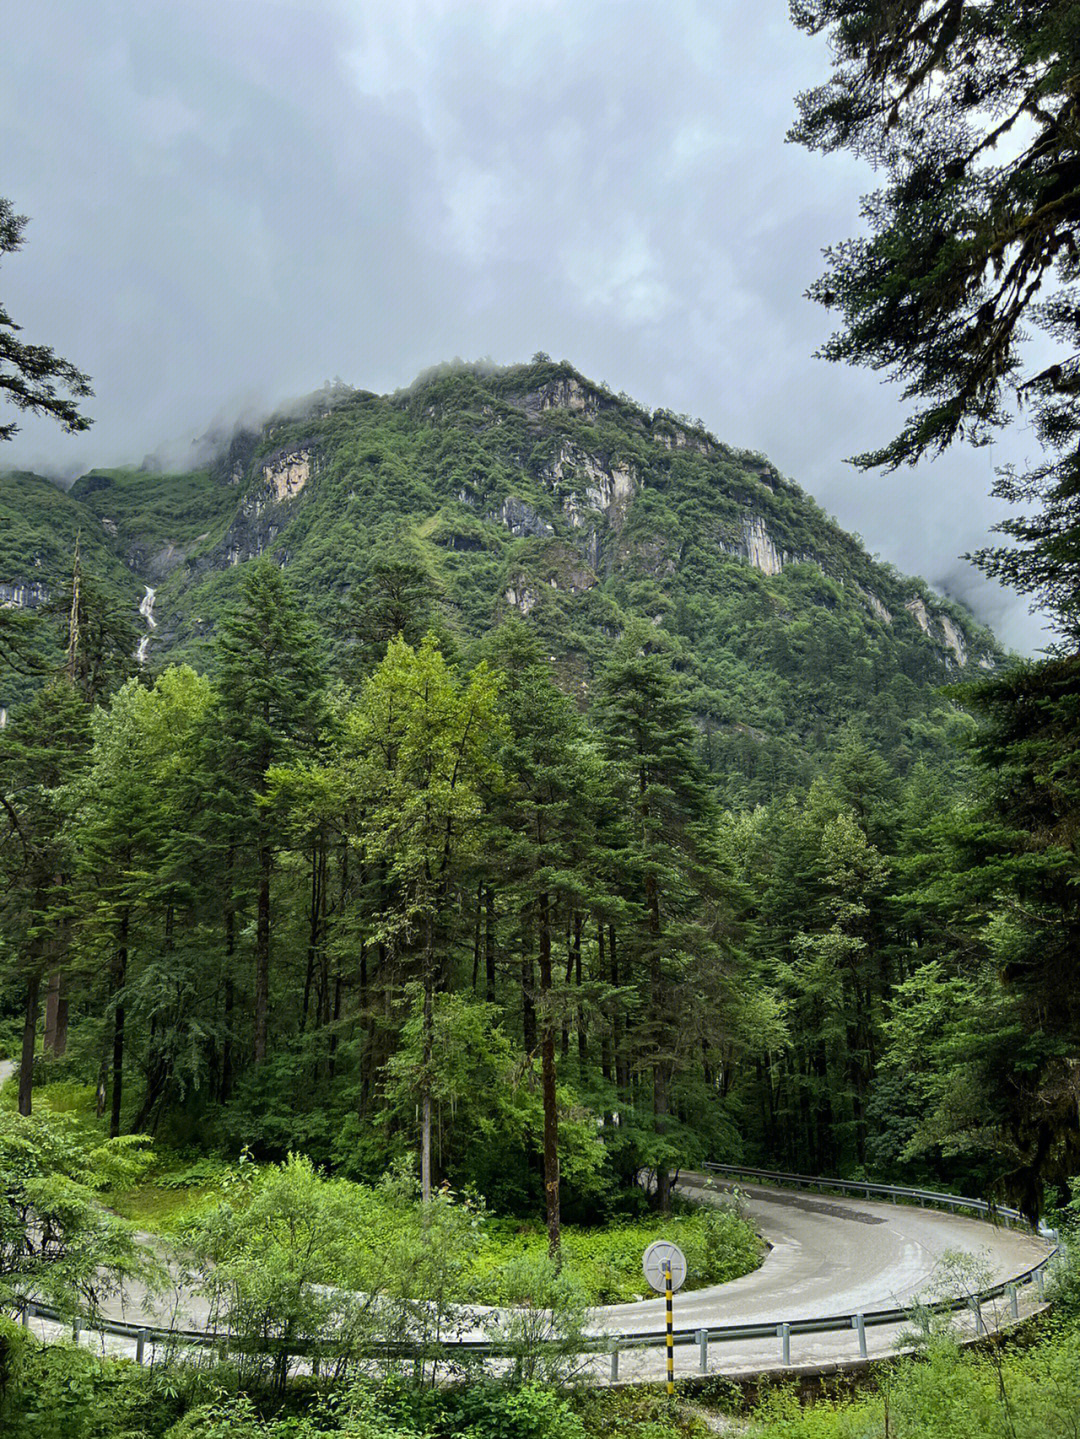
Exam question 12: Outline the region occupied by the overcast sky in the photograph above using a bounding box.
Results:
[1,0,1054,652]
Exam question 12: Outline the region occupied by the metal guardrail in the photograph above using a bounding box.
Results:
[13,1163,1062,1380]
[701,1161,1043,1229]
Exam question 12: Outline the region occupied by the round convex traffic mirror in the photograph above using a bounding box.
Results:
[642,1239,687,1293]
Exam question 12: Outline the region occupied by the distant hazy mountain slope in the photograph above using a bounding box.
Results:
[2,359,1002,801]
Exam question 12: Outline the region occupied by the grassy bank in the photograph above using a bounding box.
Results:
[107,1150,762,1304]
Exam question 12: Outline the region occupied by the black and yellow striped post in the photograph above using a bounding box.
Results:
[643,1239,685,1395]
[664,1260,674,1395]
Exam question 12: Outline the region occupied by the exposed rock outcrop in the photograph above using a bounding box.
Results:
[205,443,317,571]
[853,584,893,624]
[504,582,541,615]
[866,591,893,625]
[545,441,636,514]
[502,542,597,615]
[719,515,811,577]
[518,376,605,417]
[906,595,932,636]
[938,614,967,668]
[496,497,554,539]
[261,448,311,502]
[0,581,48,609]
[905,594,976,667]
[652,418,715,456]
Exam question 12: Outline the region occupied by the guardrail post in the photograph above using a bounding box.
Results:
[609,1337,620,1382]
[1007,1284,1019,1320]
[968,1297,985,1336]
[71,1316,80,1343]
[852,1314,867,1358]
[1036,1267,1046,1300]
[136,1328,148,1364]
[21,1302,31,1329]
[778,1323,791,1366]
[695,1328,708,1372]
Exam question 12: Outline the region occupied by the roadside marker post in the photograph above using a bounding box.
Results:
[642,1239,687,1397]
[665,1262,673,1394]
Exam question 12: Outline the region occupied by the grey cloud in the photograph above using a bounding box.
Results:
[1,0,1051,651]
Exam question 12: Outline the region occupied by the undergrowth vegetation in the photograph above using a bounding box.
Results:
[105,1148,761,1305]
[471,1206,761,1304]
[4,1318,1080,1439]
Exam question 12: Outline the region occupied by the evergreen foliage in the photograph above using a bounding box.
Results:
[0,362,1065,1251]
[790,0,1080,642]
[1,360,1000,801]
[0,197,92,443]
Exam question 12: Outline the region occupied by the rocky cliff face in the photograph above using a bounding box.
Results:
[1,360,1004,792]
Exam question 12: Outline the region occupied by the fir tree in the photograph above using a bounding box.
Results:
[209,561,324,1066]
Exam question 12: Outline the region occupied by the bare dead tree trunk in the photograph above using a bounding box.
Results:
[221,849,236,1101]
[485,887,496,1002]
[110,909,129,1138]
[254,845,271,1063]
[471,883,482,991]
[537,890,560,1257]
[421,911,434,1205]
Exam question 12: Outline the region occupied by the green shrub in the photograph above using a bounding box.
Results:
[746,1328,1080,1439]
[0,1317,187,1439]
[456,1384,587,1439]
[466,1204,761,1304]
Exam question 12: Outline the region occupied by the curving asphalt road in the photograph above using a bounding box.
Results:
[3,1053,1054,1385]
[574,1173,1053,1381]
[597,1172,1050,1333]
[33,1170,1056,1383]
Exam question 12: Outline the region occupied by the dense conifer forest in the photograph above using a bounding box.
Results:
[8,0,1080,1428]
[2,357,1072,1234]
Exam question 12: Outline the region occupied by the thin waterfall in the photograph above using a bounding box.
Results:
[136,585,157,666]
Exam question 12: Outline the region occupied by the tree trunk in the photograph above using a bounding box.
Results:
[328,974,342,1080]
[254,844,271,1063]
[421,914,434,1204]
[221,849,236,1100]
[110,909,129,1138]
[521,917,537,1053]
[654,1063,672,1214]
[19,969,40,1116]
[645,867,671,1213]
[573,913,586,1065]
[611,924,630,1096]
[471,883,482,991]
[485,888,496,1002]
[221,974,234,1103]
[220,848,236,1098]
[599,920,612,1082]
[316,846,330,1037]
[43,969,68,1056]
[537,890,560,1257]
[561,918,573,1059]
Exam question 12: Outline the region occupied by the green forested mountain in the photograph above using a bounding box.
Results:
[7,359,1070,1235]
[3,358,998,800]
